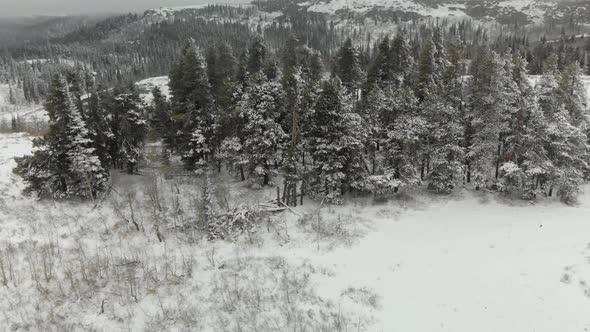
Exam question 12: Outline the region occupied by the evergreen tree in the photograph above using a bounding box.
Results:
[467,49,514,189]
[557,62,588,126]
[306,78,365,204]
[546,105,588,204]
[14,76,108,199]
[168,39,215,170]
[112,86,148,174]
[389,32,415,88]
[382,87,423,190]
[416,34,437,101]
[423,95,465,193]
[247,37,267,75]
[147,86,172,161]
[86,88,114,167]
[364,36,391,94]
[229,72,286,186]
[334,38,362,93]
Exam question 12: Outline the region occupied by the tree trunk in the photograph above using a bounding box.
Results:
[300,181,304,206]
[420,160,425,181]
[495,142,502,179]
[372,147,376,175]
[239,166,245,181]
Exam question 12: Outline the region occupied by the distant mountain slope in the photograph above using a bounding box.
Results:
[293,0,590,24]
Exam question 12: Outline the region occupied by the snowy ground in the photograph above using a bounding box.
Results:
[0,84,48,126]
[2,131,590,330]
[135,76,171,104]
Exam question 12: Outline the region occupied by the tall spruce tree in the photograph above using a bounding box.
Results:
[305,78,365,204]
[334,38,362,93]
[169,39,215,170]
[14,76,108,199]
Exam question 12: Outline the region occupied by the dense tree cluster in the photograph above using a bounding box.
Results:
[14,75,147,199]
[8,7,590,205]
[149,28,588,205]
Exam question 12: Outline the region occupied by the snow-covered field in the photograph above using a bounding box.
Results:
[2,128,590,330]
[135,76,171,104]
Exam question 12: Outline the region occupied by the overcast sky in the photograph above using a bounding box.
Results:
[0,0,250,17]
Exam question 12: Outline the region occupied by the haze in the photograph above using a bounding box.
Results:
[0,0,250,17]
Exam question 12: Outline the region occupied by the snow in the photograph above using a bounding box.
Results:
[496,0,548,23]
[304,0,468,17]
[19,58,79,67]
[2,130,590,330]
[0,83,48,124]
[135,76,171,104]
[146,1,254,21]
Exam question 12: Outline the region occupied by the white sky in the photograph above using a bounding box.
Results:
[0,0,250,17]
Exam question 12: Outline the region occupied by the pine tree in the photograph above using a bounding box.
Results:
[519,93,553,198]
[467,49,514,189]
[306,78,365,204]
[64,93,109,198]
[546,105,588,204]
[147,86,172,162]
[112,86,148,174]
[86,88,114,167]
[334,38,362,93]
[382,87,424,191]
[390,32,415,88]
[14,76,108,199]
[309,52,324,82]
[364,36,391,94]
[247,37,267,75]
[231,72,286,186]
[168,39,215,170]
[537,53,561,118]
[423,95,465,193]
[557,62,588,126]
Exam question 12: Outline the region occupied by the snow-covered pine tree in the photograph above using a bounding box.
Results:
[232,72,287,186]
[498,51,539,195]
[64,90,109,198]
[389,32,415,88]
[112,86,147,174]
[519,92,553,199]
[557,62,588,127]
[423,95,465,193]
[86,87,114,168]
[168,39,215,171]
[382,87,424,191]
[334,38,362,94]
[364,36,391,95]
[146,86,172,163]
[416,34,437,102]
[14,75,108,199]
[306,78,365,204]
[359,85,388,175]
[546,105,588,204]
[467,48,514,190]
[281,65,306,202]
[247,37,267,75]
[537,53,561,118]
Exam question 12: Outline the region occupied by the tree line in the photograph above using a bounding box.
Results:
[13,25,590,205]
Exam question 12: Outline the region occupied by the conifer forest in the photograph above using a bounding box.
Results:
[1,0,590,330]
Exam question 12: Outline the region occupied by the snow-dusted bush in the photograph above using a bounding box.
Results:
[208,204,262,241]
